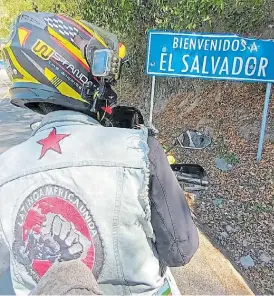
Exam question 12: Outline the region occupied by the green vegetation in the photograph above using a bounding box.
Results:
[216,136,240,165]
[221,151,240,165]
[0,0,268,82]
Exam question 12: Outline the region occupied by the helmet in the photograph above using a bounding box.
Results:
[1,12,127,115]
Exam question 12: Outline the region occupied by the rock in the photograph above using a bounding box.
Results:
[259,253,271,263]
[214,198,223,206]
[226,225,233,232]
[240,255,255,268]
[243,239,248,247]
[214,198,223,207]
[216,157,233,172]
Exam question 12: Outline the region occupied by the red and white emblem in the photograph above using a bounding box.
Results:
[13,185,104,282]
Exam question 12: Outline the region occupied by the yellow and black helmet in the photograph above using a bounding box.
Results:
[1,12,127,115]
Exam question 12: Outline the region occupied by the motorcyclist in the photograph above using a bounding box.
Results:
[0,12,198,295]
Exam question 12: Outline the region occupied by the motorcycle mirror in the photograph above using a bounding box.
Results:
[177,130,211,150]
[30,121,41,131]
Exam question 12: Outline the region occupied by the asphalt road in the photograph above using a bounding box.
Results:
[0,77,253,295]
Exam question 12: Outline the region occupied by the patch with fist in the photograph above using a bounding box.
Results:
[13,185,104,283]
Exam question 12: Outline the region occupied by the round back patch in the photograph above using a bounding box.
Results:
[12,185,104,283]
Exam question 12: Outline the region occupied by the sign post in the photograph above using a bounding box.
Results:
[149,75,156,125]
[146,30,274,161]
[257,83,272,161]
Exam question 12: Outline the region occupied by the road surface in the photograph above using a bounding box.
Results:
[0,76,253,295]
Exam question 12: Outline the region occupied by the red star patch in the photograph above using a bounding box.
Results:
[37,128,70,159]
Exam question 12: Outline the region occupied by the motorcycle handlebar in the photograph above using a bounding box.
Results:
[176,174,209,186]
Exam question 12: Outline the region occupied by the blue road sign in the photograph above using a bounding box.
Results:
[146,30,274,83]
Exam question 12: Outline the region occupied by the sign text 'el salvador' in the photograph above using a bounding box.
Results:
[146,30,274,83]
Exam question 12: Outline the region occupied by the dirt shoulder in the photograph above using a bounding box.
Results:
[172,231,254,295]
[155,82,274,294]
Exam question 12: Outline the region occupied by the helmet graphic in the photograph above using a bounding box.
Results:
[1,12,126,115]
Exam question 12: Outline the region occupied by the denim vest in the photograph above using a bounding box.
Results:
[0,111,180,295]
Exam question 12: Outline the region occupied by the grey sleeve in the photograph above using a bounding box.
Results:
[148,136,199,267]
